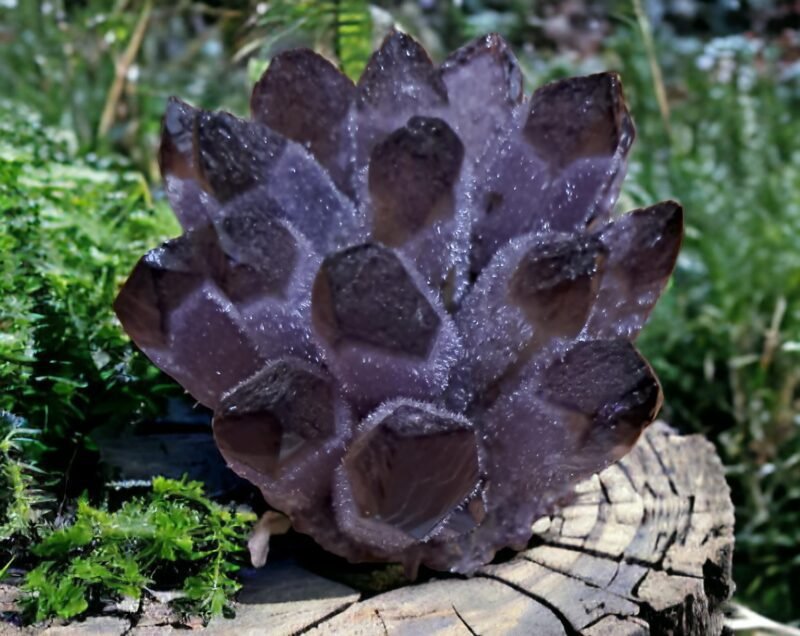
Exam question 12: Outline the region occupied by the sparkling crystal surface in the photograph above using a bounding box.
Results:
[114,32,683,575]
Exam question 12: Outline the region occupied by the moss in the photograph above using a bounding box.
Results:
[0,100,181,489]
[22,477,255,622]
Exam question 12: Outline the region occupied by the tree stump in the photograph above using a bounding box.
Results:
[206,422,735,636]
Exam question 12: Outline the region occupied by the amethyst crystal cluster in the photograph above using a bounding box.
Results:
[114,32,682,575]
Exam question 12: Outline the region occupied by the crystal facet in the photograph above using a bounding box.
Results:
[334,402,482,553]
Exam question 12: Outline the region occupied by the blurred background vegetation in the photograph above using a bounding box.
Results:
[1,0,799,626]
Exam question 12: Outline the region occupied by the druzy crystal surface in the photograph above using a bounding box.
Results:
[114,32,683,575]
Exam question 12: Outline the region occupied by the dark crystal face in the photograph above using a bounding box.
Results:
[215,203,298,302]
[344,405,481,538]
[369,116,464,246]
[195,111,285,202]
[115,31,683,576]
[540,339,662,454]
[312,244,441,358]
[215,359,337,478]
[524,73,630,169]
[251,49,355,196]
[509,235,606,339]
[356,32,447,111]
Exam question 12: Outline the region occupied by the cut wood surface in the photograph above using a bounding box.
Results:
[208,421,735,636]
[9,422,734,635]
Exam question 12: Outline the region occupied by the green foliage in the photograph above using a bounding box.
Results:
[0,116,252,612]
[0,1,377,178]
[241,0,374,80]
[0,99,181,488]
[336,1,375,80]
[605,27,800,621]
[22,477,256,623]
[0,412,49,544]
[0,163,40,412]
[0,1,251,177]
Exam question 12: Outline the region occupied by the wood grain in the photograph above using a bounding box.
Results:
[33,422,731,635]
[221,422,735,635]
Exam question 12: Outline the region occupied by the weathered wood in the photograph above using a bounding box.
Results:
[215,422,735,635]
[93,416,247,499]
[9,422,731,635]
[206,562,360,636]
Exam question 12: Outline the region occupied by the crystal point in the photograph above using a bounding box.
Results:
[369,116,464,247]
[251,48,355,195]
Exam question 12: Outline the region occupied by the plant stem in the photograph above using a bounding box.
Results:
[631,0,671,139]
[97,0,153,140]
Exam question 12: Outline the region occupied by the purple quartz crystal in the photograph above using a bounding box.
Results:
[114,32,683,576]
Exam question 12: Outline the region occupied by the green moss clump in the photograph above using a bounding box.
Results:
[22,477,255,622]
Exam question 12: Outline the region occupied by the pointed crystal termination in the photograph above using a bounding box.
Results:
[214,358,351,511]
[369,116,464,248]
[114,31,683,576]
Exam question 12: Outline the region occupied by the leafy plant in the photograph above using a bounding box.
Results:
[0,98,182,492]
[22,477,255,622]
[0,412,49,545]
[1,102,252,622]
[239,0,374,81]
[0,1,252,177]
[602,22,800,621]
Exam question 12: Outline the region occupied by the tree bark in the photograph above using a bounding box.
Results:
[206,422,735,636]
